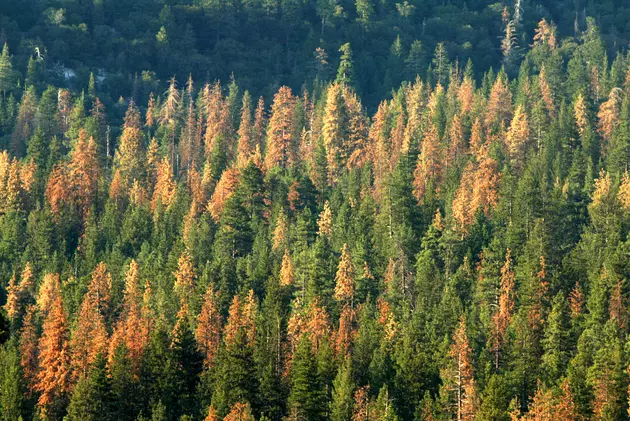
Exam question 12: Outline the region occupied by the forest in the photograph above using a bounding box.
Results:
[2,0,630,420]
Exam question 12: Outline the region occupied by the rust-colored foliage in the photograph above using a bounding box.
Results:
[287,298,331,358]
[556,379,580,421]
[513,379,579,421]
[351,386,370,421]
[160,77,181,126]
[203,82,232,162]
[458,76,475,115]
[174,251,196,307]
[4,262,35,320]
[37,273,61,315]
[20,304,39,391]
[145,93,156,129]
[223,402,255,421]
[505,104,531,165]
[334,243,355,305]
[568,281,583,319]
[452,145,500,231]
[236,94,255,168]
[265,86,298,170]
[204,405,220,421]
[442,316,477,421]
[45,164,71,218]
[71,263,111,378]
[377,297,398,341]
[369,101,390,200]
[335,304,356,355]
[491,249,515,370]
[68,129,101,217]
[109,169,126,207]
[151,158,177,211]
[36,291,71,416]
[4,273,18,320]
[224,291,257,347]
[532,18,557,49]
[280,249,295,287]
[591,169,612,208]
[46,129,101,219]
[196,284,222,367]
[0,157,24,213]
[114,101,145,185]
[272,212,289,252]
[413,123,444,203]
[447,113,466,166]
[597,88,622,149]
[207,166,241,221]
[403,78,424,154]
[485,74,513,130]
[317,200,333,239]
[109,260,149,371]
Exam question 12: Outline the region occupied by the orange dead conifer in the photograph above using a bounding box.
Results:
[317,200,333,239]
[335,304,355,356]
[68,129,100,217]
[569,281,583,319]
[204,405,220,421]
[151,158,177,210]
[236,93,255,168]
[115,101,145,185]
[265,86,298,170]
[223,402,255,421]
[351,386,370,421]
[280,249,295,287]
[71,263,111,377]
[36,292,71,417]
[196,284,222,367]
[4,273,19,320]
[458,76,475,115]
[532,18,557,49]
[174,251,196,307]
[272,212,289,252]
[598,87,622,149]
[20,304,39,390]
[36,273,61,315]
[109,260,148,371]
[45,164,71,218]
[442,316,477,421]
[413,123,444,203]
[224,292,257,347]
[485,74,513,130]
[334,244,355,305]
[207,166,240,221]
[505,104,531,166]
[491,249,515,370]
[447,113,466,165]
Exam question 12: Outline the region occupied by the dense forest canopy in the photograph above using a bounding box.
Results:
[3,1,630,421]
[0,0,630,106]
